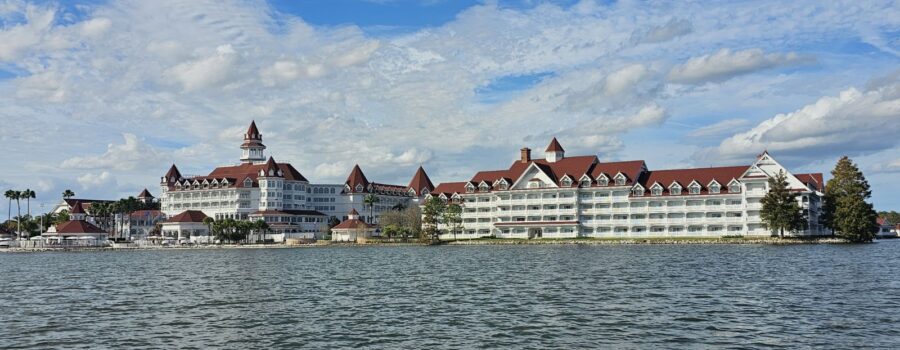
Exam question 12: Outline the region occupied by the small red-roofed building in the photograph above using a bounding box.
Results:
[331,209,375,242]
[160,210,210,243]
[43,201,109,246]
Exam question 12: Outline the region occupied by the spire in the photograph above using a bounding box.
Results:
[545,137,565,152]
[407,166,435,196]
[345,164,370,192]
[138,188,153,199]
[241,120,267,164]
[348,208,360,218]
[164,164,182,183]
[545,137,565,163]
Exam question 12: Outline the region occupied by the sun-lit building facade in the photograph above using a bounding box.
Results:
[428,138,826,239]
[158,121,434,238]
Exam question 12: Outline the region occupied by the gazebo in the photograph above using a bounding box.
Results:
[331,209,375,242]
[43,201,109,246]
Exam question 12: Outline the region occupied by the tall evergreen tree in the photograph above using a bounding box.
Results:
[823,156,877,242]
[422,197,446,243]
[760,171,807,238]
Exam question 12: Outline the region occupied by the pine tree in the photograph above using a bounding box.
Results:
[823,156,877,242]
[760,171,807,238]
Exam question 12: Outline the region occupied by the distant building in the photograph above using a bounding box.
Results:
[876,217,897,238]
[331,209,375,242]
[50,198,113,228]
[43,201,108,246]
[158,121,435,238]
[160,210,209,243]
[428,138,827,239]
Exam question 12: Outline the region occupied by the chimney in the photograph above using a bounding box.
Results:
[520,148,532,163]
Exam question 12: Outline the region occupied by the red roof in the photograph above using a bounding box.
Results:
[345,164,370,192]
[546,137,565,152]
[165,210,208,223]
[407,166,435,196]
[349,208,359,216]
[588,160,647,186]
[636,166,748,196]
[241,121,265,148]
[164,164,182,181]
[54,220,106,234]
[137,189,153,198]
[204,162,308,185]
[877,217,890,226]
[432,182,468,196]
[332,219,374,230]
[70,201,86,214]
[795,173,825,191]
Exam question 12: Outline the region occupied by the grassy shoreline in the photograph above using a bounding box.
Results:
[1,236,858,252]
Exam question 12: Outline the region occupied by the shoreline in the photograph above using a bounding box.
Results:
[0,236,866,253]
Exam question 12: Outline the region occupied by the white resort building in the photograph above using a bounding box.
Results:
[158,121,434,238]
[427,138,826,239]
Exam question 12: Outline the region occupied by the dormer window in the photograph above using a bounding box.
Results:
[422,189,430,196]
[528,179,543,189]
[479,183,490,192]
[632,186,644,196]
[651,184,663,196]
[243,178,253,188]
[561,178,572,187]
[597,175,609,186]
[614,174,626,186]
[355,184,363,192]
[466,183,475,193]
[670,184,682,195]
[689,184,701,194]
[729,180,741,193]
[709,183,721,194]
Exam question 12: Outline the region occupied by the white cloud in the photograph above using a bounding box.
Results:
[635,18,692,44]
[77,171,117,189]
[163,44,240,91]
[668,48,811,84]
[871,158,900,173]
[686,119,750,138]
[700,78,900,165]
[61,133,163,171]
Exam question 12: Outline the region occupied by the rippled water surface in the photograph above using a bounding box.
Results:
[3,242,900,349]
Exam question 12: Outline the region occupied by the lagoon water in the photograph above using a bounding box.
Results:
[3,242,900,349]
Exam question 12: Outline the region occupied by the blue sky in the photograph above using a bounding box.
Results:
[0,0,898,214]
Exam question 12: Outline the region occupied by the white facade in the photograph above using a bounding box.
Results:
[429,142,827,239]
[157,122,433,236]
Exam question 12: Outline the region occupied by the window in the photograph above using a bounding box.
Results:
[466,184,475,193]
[709,184,721,194]
[689,184,701,194]
[670,185,682,195]
[498,183,508,190]
[729,182,741,193]
[479,183,490,192]
[632,187,644,196]
[581,179,591,187]
[355,184,363,192]
[561,178,572,187]
[614,175,626,186]
[651,187,662,196]
[243,178,252,188]
[597,176,609,186]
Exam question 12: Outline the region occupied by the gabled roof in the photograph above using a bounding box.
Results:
[165,210,208,223]
[241,120,265,148]
[345,164,370,192]
[54,220,106,235]
[546,137,565,152]
[262,157,281,177]
[349,208,359,216]
[407,166,435,196]
[636,166,748,196]
[203,162,308,186]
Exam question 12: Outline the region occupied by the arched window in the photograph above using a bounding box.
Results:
[244,178,252,188]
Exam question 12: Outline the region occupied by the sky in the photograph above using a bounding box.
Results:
[0,0,899,216]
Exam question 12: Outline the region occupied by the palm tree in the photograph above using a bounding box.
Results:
[62,189,74,199]
[21,189,35,218]
[202,217,215,244]
[12,190,22,237]
[4,190,14,224]
[255,219,270,243]
[363,194,380,224]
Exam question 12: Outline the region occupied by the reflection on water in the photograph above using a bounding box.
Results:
[2,242,900,348]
